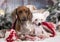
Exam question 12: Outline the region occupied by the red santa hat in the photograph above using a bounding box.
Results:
[41,22,56,37]
[6,29,18,42]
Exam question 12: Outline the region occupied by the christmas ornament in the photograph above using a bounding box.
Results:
[6,29,19,42]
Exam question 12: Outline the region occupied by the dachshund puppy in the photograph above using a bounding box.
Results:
[11,6,33,35]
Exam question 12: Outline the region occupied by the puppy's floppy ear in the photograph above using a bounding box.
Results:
[28,8,32,21]
[11,9,17,22]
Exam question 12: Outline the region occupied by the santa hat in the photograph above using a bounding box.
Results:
[6,29,18,42]
[41,22,56,37]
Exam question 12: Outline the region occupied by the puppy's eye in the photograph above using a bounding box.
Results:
[19,11,22,13]
[35,19,37,21]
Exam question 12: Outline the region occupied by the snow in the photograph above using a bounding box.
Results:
[0,38,6,42]
[0,32,60,42]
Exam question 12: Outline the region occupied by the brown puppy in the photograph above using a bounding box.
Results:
[11,6,32,34]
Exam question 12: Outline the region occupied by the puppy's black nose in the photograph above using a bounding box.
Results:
[22,17,27,21]
[38,23,41,26]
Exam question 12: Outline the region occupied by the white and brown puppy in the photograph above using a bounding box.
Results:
[11,6,33,35]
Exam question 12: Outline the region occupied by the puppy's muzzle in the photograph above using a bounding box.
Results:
[21,17,27,21]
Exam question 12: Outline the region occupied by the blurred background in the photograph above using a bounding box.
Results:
[0,0,57,13]
[0,0,60,31]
